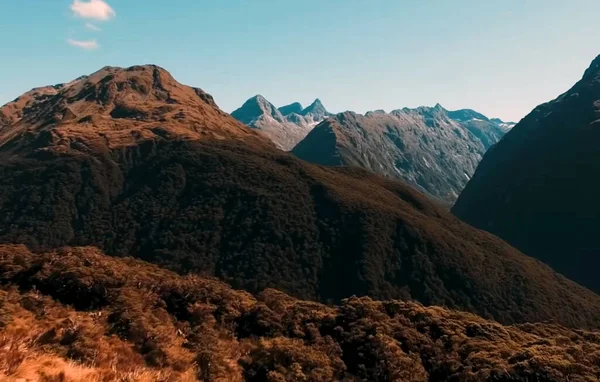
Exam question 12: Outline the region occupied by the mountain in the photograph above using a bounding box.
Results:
[2,245,600,381]
[292,106,509,203]
[277,101,303,116]
[490,117,517,130]
[2,65,600,329]
[453,54,600,293]
[300,98,329,121]
[0,65,262,157]
[231,96,330,150]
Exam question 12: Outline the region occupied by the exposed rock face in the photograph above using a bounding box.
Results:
[453,54,600,293]
[300,98,329,122]
[277,101,303,116]
[0,65,262,157]
[231,96,331,150]
[293,106,509,203]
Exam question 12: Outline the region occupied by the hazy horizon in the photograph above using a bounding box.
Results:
[1,0,599,122]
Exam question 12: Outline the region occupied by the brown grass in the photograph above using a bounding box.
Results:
[0,245,600,381]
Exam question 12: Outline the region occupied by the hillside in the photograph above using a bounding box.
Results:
[292,106,509,203]
[1,65,600,330]
[1,245,600,381]
[231,96,331,150]
[0,65,263,157]
[453,54,600,293]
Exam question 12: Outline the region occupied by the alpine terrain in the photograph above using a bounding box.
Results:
[453,54,600,294]
[231,96,331,150]
[292,105,512,203]
[0,65,599,330]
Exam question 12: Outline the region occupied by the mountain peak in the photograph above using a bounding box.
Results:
[447,108,490,122]
[231,95,284,124]
[278,102,303,116]
[301,98,329,118]
[0,64,259,155]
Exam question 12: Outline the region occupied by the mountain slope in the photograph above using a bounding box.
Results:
[453,54,600,293]
[1,245,600,381]
[1,66,600,329]
[231,96,330,150]
[277,101,303,116]
[292,106,509,203]
[0,65,262,157]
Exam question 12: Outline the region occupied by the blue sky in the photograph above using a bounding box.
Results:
[1,0,599,121]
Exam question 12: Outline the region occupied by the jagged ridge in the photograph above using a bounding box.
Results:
[231,95,331,150]
[292,105,509,202]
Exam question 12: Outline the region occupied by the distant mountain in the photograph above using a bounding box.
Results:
[490,117,517,130]
[453,54,600,294]
[230,94,286,125]
[293,105,509,203]
[277,102,303,116]
[231,96,331,150]
[300,98,329,121]
[1,66,599,328]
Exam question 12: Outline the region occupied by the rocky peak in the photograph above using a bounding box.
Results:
[278,102,303,116]
[231,95,285,125]
[447,109,490,122]
[301,98,329,119]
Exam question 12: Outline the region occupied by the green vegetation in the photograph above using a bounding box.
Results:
[1,139,600,328]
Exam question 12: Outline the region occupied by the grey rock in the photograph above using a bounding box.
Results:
[293,105,508,203]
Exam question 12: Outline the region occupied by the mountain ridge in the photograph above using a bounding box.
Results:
[292,105,509,202]
[231,95,331,150]
[453,54,600,293]
[0,64,264,157]
[2,65,600,330]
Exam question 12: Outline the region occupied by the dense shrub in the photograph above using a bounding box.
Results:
[1,246,600,381]
[1,140,600,328]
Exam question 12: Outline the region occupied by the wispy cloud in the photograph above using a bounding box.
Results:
[67,38,99,50]
[71,0,116,21]
[85,22,102,32]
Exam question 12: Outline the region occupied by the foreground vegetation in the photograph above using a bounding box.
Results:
[1,244,599,381]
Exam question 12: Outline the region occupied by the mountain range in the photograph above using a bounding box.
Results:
[1,65,599,330]
[231,95,331,150]
[1,60,600,381]
[292,105,514,203]
[454,54,600,294]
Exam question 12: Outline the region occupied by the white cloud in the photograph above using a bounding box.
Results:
[85,22,102,32]
[67,38,99,50]
[71,0,116,21]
